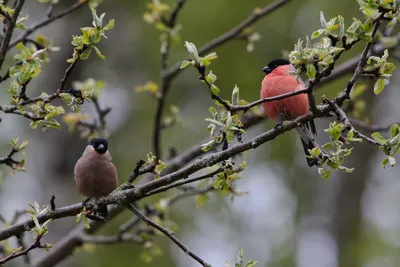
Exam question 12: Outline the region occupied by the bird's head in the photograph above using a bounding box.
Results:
[262,59,291,74]
[90,138,108,154]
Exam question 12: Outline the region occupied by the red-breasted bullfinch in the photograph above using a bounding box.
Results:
[260,59,316,166]
[74,138,118,216]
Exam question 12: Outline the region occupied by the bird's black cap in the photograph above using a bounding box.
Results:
[263,59,290,74]
[90,138,108,154]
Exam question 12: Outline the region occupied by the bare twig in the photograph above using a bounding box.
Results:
[168,186,214,206]
[350,119,400,132]
[127,203,211,267]
[128,160,155,183]
[145,168,223,197]
[50,195,56,211]
[80,233,143,245]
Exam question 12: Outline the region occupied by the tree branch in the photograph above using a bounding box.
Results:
[334,14,384,107]
[9,1,87,49]
[162,0,291,80]
[0,0,25,71]
[127,203,211,267]
[0,233,45,265]
[153,0,188,159]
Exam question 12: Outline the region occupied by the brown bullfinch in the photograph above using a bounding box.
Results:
[260,59,316,166]
[74,138,118,217]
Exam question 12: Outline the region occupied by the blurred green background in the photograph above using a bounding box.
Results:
[1,0,400,267]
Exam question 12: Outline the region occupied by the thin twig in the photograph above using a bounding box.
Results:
[0,233,44,265]
[80,233,143,245]
[128,160,155,183]
[145,168,223,197]
[9,1,86,48]
[127,203,211,267]
[168,186,214,206]
[350,119,400,132]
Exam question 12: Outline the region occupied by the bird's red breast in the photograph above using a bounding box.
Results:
[260,65,309,122]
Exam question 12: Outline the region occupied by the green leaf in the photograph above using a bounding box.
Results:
[318,167,329,179]
[309,147,321,158]
[245,260,258,267]
[205,71,217,84]
[92,46,105,60]
[180,60,192,69]
[211,84,220,95]
[322,142,334,150]
[337,165,354,173]
[391,124,400,138]
[201,139,216,152]
[311,30,321,39]
[80,49,92,60]
[306,64,316,78]
[231,84,239,105]
[103,19,115,31]
[382,158,389,168]
[372,132,387,145]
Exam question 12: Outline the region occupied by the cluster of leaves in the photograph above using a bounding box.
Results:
[372,124,400,168]
[67,7,114,63]
[61,78,104,113]
[29,93,66,130]
[8,138,28,174]
[308,122,358,179]
[201,107,245,152]
[180,41,218,69]
[76,207,91,229]
[145,152,166,178]
[364,49,396,94]
[143,0,182,53]
[224,249,258,267]
[212,160,247,190]
[290,0,398,79]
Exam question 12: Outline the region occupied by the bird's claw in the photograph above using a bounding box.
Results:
[82,197,93,207]
[273,122,284,131]
[86,213,107,222]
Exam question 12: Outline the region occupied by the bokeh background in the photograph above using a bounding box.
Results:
[1,0,400,267]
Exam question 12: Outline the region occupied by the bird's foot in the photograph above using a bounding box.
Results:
[273,122,284,131]
[82,197,93,207]
[86,213,107,222]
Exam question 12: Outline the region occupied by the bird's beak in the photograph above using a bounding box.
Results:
[98,144,105,151]
[262,66,272,74]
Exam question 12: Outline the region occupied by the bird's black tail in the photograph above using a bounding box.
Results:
[297,120,317,167]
